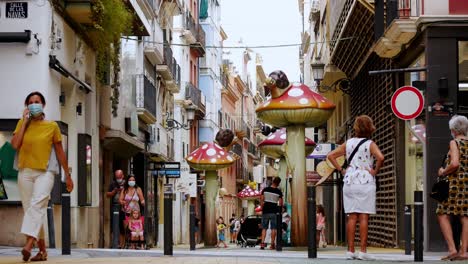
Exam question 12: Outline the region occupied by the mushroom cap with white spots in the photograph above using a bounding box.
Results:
[237,186,261,200]
[258,128,316,158]
[186,142,235,171]
[256,83,335,127]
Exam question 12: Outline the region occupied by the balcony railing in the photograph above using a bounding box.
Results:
[185,82,206,119]
[248,142,257,158]
[135,74,157,123]
[163,44,173,72]
[185,11,197,40]
[386,0,421,24]
[190,25,206,57]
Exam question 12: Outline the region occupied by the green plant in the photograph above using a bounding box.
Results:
[89,0,132,117]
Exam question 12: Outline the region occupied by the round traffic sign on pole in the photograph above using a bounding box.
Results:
[391,86,424,120]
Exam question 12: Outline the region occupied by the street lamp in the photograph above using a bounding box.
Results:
[166,106,196,130]
[311,63,351,94]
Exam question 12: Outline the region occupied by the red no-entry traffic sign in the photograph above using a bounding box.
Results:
[391,86,424,120]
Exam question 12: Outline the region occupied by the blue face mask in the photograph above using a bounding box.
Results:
[128,181,136,187]
[28,103,43,117]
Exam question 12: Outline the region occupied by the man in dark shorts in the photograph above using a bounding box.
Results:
[106,170,126,248]
[260,177,283,250]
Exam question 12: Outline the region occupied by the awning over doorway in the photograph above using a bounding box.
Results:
[103,129,144,159]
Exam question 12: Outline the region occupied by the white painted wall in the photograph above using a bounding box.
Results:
[424,0,449,15]
[0,2,101,247]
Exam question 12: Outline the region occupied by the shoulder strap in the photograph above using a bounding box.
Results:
[347,139,369,165]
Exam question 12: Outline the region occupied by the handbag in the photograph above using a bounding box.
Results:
[429,147,455,203]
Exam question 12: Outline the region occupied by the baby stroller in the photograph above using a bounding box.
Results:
[237,215,262,247]
[123,213,147,250]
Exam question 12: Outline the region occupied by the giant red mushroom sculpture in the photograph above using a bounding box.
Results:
[256,70,335,246]
[258,128,316,203]
[186,142,235,246]
[237,185,261,215]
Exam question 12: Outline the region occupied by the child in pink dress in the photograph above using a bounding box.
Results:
[316,205,327,248]
[128,210,144,249]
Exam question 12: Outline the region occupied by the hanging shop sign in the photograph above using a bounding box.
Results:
[307,143,334,159]
[150,162,181,178]
[6,2,28,19]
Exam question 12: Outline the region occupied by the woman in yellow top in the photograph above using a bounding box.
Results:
[11,91,74,262]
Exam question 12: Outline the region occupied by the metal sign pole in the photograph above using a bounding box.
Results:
[164,182,173,256]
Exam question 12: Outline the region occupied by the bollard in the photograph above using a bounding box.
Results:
[307,185,317,258]
[47,200,56,248]
[404,205,412,255]
[163,183,173,256]
[112,204,120,249]
[414,191,423,262]
[276,211,282,251]
[61,184,71,255]
[190,204,196,251]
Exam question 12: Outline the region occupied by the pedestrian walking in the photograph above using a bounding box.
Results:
[119,175,145,215]
[327,115,384,260]
[259,177,283,250]
[436,115,468,261]
[106,169,126,248]
[11,91,74,262]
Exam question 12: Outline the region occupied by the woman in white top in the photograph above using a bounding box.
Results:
[327,115,384,260]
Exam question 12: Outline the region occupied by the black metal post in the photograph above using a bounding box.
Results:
[61,184,70,255]
[276,210,282,251]
[164,183,173,256]
[190,204,196,250]
[404,204,412,255]
[112,204,120,249]
[307,185,317,258]
[414,191,423,262]
[47,200,56,248]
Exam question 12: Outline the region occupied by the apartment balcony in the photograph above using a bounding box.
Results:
[144,21,164,65]
[374,0,420,58]
[181,11,197,44]
[185,82,206,120]
[190,25,206,57]
[135,74,157,124]
[156,44,181,93]
[161,0,182,17]
[64,0,93,24]
[248,141,259,160]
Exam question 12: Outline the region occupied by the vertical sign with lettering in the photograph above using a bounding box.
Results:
[6,2,28,19]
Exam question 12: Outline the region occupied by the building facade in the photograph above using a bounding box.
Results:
[301,0,468,250]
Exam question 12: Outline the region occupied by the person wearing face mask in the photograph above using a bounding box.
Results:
[106,169,126,248]
[119,175,145,217]
[11,91,74,262]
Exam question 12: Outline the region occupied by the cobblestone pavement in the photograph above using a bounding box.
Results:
[0,245,449,264]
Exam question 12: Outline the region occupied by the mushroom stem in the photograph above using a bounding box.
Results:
[286,125,308,246]
[247,200,255,215]
[204,170,218,246]
[279,158,288,204]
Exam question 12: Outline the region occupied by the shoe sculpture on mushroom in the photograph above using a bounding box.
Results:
[186,142,235,246]
[258,128,316,203]
[256,70,335,246]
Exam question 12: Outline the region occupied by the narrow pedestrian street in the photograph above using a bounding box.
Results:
[0,246,447,264]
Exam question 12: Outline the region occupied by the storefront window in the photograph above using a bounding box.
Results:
[78,134,92,206]
[403,53,426,204]
[458,41,468,114]
[0,131,19,202]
